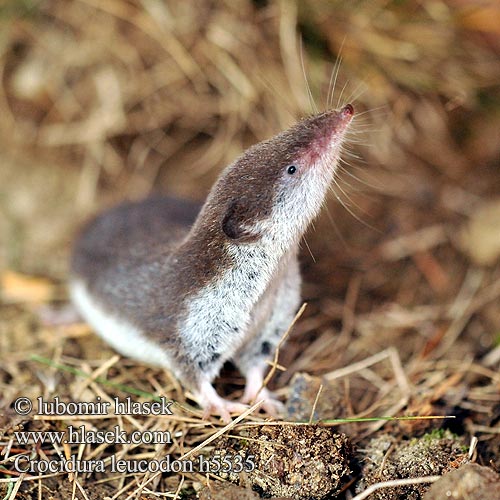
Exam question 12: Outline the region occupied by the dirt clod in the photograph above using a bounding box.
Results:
[198,481,260,500]
[245,424,352,500]
[357,430,468,499]
[423,462,500,500]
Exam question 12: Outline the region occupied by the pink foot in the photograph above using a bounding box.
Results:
[241,386,284,417]
[196,381,248,423]
[241,366,284,417]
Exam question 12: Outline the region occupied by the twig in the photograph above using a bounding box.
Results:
[260,302,307,392]
[309,384,323,424]
[351,475,441,500]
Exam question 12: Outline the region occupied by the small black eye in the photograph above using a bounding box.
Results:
[287,165,297,175]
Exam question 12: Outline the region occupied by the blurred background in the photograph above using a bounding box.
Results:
[1,0,498,276]
[1,0,500,416]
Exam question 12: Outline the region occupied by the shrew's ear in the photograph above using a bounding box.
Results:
[221,200,260,243]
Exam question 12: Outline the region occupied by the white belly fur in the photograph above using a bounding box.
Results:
[69,280,173,369]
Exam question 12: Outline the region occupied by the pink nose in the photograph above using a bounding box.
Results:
[342,103,354,116]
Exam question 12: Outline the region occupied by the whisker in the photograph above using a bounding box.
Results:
[323,203,349,250]
[344,80,368,104]
[302,235,316,263]
[327,37,346,110]
[331,173,372,218]
[331,175,357,209]
[353,105,389,118]
[337,164,381,191]
[350,128,372,139]
[255,73,299,122]
[328,182,380,232]
[326,57,340,111]
[343,138,374,147]
[340,149,364,161]
[336,79,350,108]
[299,37,318,114]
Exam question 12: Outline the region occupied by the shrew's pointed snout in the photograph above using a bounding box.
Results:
[294,104,354,164]
[329,103,354,133]
[324,102,354,134]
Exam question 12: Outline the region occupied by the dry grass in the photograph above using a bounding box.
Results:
[1,0,500,498]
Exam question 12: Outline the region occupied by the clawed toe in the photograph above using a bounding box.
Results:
[260,397,285,417]
[241,387,284,418]
[196,382,249,422]
[202,400,248,423]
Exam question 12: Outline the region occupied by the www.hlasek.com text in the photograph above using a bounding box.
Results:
[15,424,172,446]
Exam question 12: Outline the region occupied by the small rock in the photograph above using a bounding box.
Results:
[423,462,500,500]
[285,372,344,422]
